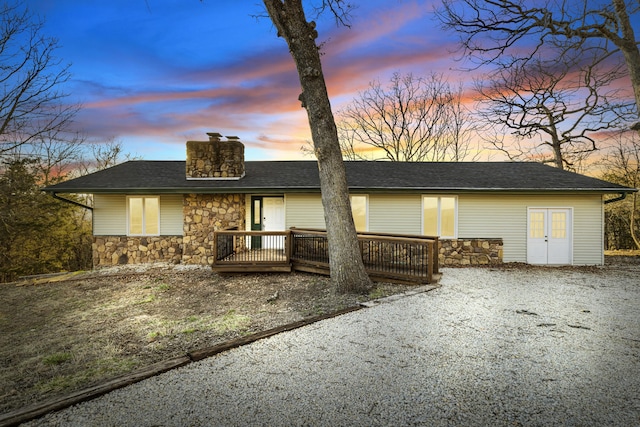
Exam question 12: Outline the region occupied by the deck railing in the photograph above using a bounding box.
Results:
[290,228,437,284]
[212,230,292,273]
[212,228,438,284]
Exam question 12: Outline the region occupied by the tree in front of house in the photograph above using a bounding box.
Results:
[0,158,92,282]
[0,2,112,281]
[262,0,372,293]
[337,72,478,162]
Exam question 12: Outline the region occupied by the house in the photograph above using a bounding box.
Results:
[43,132,637,267]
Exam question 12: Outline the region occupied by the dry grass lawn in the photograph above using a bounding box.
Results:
[0,264,414,415]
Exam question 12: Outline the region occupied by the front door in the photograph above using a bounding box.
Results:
[251,197,285,249]
[527,208,572,265]
[262,197,285,249]
[262,197,285,231]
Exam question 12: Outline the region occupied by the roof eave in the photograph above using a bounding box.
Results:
[353,187,638,194]
[41,187,322,194]
[42,186,637,194]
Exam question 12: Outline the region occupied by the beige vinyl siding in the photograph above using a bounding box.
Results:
[369,194,422,234]
[284,194,325,229]
[284,193,424,234]
[458,194,603,264]
[571,195,604,265]
[93,194,184,236]
[94,194,126,235]
[159,194,184,235]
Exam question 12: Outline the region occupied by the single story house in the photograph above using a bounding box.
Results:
[44,133,637,267]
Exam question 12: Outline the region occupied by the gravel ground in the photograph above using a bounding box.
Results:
[23,265,640,426]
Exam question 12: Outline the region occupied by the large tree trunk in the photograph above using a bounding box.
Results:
[551,135,564,170]
[263,0,372,293]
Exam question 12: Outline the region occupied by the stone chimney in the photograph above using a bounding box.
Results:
[186,132,245,179]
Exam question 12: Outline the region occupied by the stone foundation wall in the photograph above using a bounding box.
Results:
[183,193,245,265]
[439,238,503,266]
[93,236,183,267]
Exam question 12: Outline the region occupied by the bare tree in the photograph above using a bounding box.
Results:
[14,131,85,185]
[262,0,372,293]
[602,131,640,249]
[0,2,80,158]
[337,72,477,162]
[477,51,635,170]
[436,0,640,131]
[82,138,138,173]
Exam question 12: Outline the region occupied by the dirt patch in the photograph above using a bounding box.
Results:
[0,265,415,414]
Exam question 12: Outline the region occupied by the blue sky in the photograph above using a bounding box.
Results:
[29,0,466,161]
[29,1,639,164]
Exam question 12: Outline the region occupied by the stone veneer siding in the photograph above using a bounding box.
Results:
[93,236,183,267]
[183,193,245,265]
[439,238,503,266]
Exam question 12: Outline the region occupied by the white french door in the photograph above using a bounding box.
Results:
[527,208,572,265]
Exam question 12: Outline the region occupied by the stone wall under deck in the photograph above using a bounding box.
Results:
[439,238,503,266]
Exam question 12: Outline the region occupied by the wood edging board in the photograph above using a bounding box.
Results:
[0,306,363,427]
[187,305,361,361]
[0,356,191,427]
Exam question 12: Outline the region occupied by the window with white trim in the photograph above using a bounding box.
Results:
[422,196,456,238]
[128,196,159,236]
[350,195,368,232]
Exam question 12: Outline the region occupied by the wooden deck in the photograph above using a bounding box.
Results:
[212,228,438,284]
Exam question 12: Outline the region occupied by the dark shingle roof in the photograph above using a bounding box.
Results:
[43,160,636,194]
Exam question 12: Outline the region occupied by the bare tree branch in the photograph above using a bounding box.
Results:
[436,0,640,130]
[476,48,634,169]
[0,2,80,158]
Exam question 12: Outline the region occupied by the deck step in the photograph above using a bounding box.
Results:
[212,264,292,274]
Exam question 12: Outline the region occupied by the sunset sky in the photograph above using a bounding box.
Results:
[29,0,473,161]
[28,1,639,163]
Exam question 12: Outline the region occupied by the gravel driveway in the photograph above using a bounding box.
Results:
[24,265,640,426]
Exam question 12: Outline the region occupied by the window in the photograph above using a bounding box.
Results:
[350,195,368,231]
[529,211,545,238]
[422,196,456,238]
[128,196,159,235]
[551,211,567,239]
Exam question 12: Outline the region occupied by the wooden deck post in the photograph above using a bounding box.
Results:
[212,232,218,266]
[427,241,434,284]
[285,229,292,265]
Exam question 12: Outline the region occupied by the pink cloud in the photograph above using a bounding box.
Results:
[69,0,477,159]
